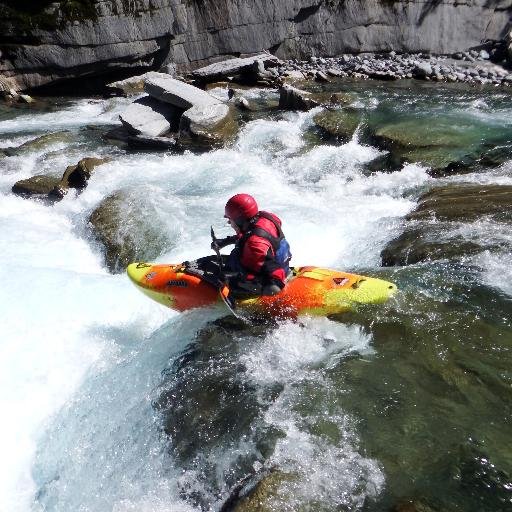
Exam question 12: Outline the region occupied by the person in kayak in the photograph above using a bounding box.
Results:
[212,193,292,298]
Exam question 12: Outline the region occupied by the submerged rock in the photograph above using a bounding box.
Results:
[232,470,296,512]
[391,498,439,512]
[3,131,72,156]
[450,438,512,509]
[313,108,361,140]
[381,184,512,266]
[372,120,484,173]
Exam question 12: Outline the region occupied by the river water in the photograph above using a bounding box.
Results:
[0,81,511,512]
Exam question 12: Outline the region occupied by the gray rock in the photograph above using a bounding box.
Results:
[180,102,229,130]
[107,71,163,96]
[315,71,330,82]
[179,103,236,147]
[234,96,252,110]
[191,54,279,83]
[18,94,35,103]
[327,68,341,76]
[126,134,179,151]
[278,84,319,111]
[160,63,177,77]
[119,96,181,137]
[89,190,173,274]
[144,74,219,109]
[281,70,306,80]
[412,62,433,78]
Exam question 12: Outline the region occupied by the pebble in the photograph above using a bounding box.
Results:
[277,41,511,86]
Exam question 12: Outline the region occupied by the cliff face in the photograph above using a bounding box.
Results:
[1,0,511,91]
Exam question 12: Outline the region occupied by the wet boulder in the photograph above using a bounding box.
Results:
[88,190,174,274]
[12,157,110,200]
[49,157,111,199]
[381,184,512,266]
[313,108,361,141]
[232,470,296,512]
[407,184,512,223]
[179,103,237,148]
[11,175,61,198]
[380,226,483,267]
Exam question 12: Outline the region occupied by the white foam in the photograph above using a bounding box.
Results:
[239,318,384,509]
[471,251,512,298]
[0,97,131,134]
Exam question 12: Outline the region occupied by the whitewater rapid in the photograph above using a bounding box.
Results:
[1,88,509,511]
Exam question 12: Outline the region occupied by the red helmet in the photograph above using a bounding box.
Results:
[224,193,258,222]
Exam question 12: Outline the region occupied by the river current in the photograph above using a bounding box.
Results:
[0,81,511,511]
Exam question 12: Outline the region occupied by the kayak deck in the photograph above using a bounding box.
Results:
[127,257,397,317]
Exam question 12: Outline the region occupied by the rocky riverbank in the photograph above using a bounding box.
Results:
[275,48,512,87]
[182,43,511,89]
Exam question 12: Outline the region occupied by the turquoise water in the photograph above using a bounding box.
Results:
[0,81,511,511]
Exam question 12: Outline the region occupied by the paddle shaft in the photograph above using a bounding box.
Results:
[210,226,243,319]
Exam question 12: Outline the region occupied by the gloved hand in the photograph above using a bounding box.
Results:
[211,235,237,250]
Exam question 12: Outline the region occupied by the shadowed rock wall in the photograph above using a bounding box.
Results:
[1,0,511,90]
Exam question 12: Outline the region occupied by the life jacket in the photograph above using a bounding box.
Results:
[229,211,292,279]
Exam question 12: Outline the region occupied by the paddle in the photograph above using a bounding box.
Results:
[210,226,243,319]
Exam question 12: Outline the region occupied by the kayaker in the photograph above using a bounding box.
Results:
[212,193,292,297]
